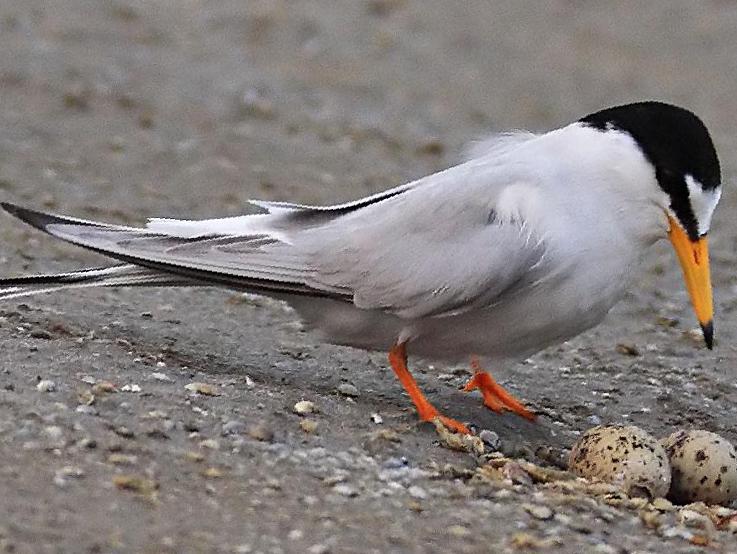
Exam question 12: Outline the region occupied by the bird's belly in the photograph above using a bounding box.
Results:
[285,295,406,351]
[409,283,620,363]
[284,261,630,363]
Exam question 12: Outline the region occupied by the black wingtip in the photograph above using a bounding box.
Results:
[701,320,714,350]
[1,202,52,232]
[1,201,21,216]
[0,202,91,233]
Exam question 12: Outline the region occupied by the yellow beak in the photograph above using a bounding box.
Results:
[667,215,714,349]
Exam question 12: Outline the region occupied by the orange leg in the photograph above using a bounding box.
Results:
[389,343,470,434]
[463,358,536,421]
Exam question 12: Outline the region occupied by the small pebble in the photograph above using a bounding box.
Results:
[287,529,304,541]
[53,466,85,487]
[333,483,359,497]
[44,426,63,441]
[382,457,408,469]
[36,380,56,393]
[679,508,713,531]
[108,454,138,465]
[591,545,617,554]
[661,526,694,540]
[222,420,246,436]
[370,413,383,424]
[479,429,501,451]
[684,328,704,344]
[76,437,97,449]
[185,382,220,396]
[522,503,554,521]
[150,372,172,382]
[509,532,559,549]
[639,509,661,529]
[446,524,470,538]
[337,383,359,397]
[75,405,98,416]
[293,400,316,415]
[114,426,134,438]
[246,422,274,442]
[300,419,318,434]
[202,467,223,479]
[408,485,427,500]
[121,384,141,393]
[30,328,52,339]
[92,381,117,394]
[113,474,158,497]
[185,451,205,462]
[504,462,533,486]
[615,343,640,356]
[651,497,675,512]
[77,389,95,406]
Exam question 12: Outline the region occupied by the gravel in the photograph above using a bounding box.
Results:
[2,2,737,553]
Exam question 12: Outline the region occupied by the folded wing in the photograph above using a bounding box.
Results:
[1,149,553,318]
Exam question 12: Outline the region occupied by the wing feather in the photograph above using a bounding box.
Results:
[2,137,554,319]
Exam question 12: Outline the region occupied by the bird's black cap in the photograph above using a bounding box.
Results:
[581,101,721,241]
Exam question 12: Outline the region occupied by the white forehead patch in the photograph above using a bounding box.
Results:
[685,174,722,235]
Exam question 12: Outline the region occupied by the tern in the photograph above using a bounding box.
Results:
[0,101,721,434]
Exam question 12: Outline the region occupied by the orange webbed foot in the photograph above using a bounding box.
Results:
[388,343,471,435]
[463,360,536,422]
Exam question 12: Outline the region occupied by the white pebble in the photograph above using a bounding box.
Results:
[408,485,428,499]
[337,383,359,397]
[36,380,56,392]
[294,400,316,415]
[333,483,359,497]
[44,426,63,440]
[150,372,172,382]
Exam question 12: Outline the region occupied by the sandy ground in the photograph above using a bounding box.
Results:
[2,1,737,552]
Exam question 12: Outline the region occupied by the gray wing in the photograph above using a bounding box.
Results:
[299,172,551,319]
[1,157,551,318]
[0,202,347,298]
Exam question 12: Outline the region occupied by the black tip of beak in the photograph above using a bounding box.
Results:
[701,320,714,350]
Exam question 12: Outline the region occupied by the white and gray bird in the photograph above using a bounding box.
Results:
[0,101,721,433]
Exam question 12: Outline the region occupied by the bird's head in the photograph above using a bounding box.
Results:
[581,101,722,349]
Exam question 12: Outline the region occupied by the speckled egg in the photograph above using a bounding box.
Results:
[569,425,671,498]
[661,429,737,506]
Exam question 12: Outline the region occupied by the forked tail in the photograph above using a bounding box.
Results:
[0,264,196,301]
